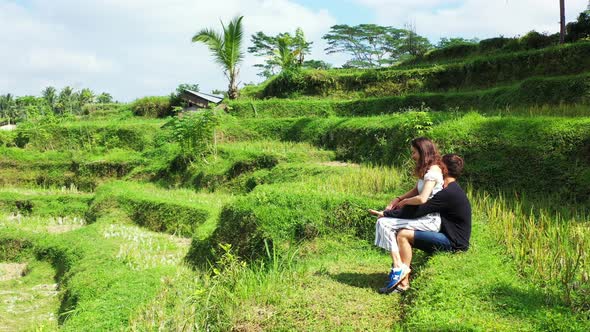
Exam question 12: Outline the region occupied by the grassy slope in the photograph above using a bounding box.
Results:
[0,260,59,331]
[403,207,588,331]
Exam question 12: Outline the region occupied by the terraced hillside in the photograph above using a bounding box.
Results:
[1,41,589,331]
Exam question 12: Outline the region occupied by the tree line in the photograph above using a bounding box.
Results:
[0,87,114,124]
[193,7,590,99]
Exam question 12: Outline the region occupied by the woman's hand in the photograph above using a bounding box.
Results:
[386,197,401,210]
[397,198,408,208]
[368,209,384,218]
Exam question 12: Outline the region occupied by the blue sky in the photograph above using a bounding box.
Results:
[294,0,375,25]
[1,0,589,101]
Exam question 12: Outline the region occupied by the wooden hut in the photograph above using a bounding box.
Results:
[180,90,223,110]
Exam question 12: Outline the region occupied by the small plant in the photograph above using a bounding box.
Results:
[167,108,219,161]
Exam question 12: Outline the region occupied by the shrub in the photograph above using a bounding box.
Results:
[0,130,15,147]
[420,43,479,62]
[166,109,219,160]
[87,181,211,236]
[226,113,590,203]
[194,184,380,260]
[258,42,590,98]
[519,31,558,50]
[479,37,513,52]
[130,96,173,118]
[566,11,590,42]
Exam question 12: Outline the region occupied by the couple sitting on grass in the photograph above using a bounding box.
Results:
[369,137,472,294]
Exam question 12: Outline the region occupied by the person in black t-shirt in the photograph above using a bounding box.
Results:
[392,154,472,292]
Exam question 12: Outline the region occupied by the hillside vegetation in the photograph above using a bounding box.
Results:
[1,36,589,331]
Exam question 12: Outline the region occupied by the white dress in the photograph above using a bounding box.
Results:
[374,169,444,252]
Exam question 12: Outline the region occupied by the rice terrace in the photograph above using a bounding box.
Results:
[1,1,590,331]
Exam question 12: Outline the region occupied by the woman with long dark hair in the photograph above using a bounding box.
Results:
[369,137,446,293]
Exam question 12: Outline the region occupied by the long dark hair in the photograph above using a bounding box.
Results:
[411,137,446,178]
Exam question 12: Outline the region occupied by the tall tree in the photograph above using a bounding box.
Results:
[248,28,312,78]
[560,0,566,43]
[96,92,114,104]
[400,22,433,57]
[41,86,57,111]
[78,88,95,106]
[192,16,244,99]
[0,94,16,123]
[436,37,479,49]
[57,86,74,115]
[322,24,407,68]
[293,28,312,65]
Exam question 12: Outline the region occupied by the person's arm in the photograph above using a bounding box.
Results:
[398,180,436,207]
[397,165,442,208]
[386,186,418,210]
[410,190,448,217]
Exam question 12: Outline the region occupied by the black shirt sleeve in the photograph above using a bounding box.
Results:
[411,190,448,217]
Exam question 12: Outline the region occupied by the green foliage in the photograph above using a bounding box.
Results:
[403,211,589,331]
[96,92,114,104]
[302,59,332,70]
[408,32,559,65]
[14,117,163,151]
[436,37,479,48]
[192,16,244,99]
[566,11,590,42]
[231,73,590,117]
[88,181,212,236]
[322,23,434,67]
[0,189,92,217]
[166,108,219,160]
[195,184,381,260]
[419,43,480,63]
[169,83,200,107]
[223,112,590,203]
[259,42,590,98]
[130,96,173,118]
[248,28,313,78]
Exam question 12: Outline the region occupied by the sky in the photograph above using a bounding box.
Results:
[1,0,589,101]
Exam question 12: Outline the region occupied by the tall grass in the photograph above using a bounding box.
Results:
[129,242,300,331]
[300,163,411,197]
[472,190,589,313]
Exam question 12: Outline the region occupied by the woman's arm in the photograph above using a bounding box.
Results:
[398,180,436,207]
[398,165,442,207]
[387,187,419,210]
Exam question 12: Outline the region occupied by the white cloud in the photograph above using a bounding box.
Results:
[2,0,589,100]
[1,0,337,101]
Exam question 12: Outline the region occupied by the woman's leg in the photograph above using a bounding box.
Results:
[397,229,415,289]
[375,218,410,274]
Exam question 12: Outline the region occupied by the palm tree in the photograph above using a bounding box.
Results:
[271,35,299,71]
[42,86,57,112]
[560,0,566,43]
[192,16,244,99]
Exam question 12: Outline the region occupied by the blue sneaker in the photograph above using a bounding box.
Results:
[379,265,409,294]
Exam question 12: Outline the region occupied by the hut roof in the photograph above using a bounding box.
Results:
[184,90,223,104]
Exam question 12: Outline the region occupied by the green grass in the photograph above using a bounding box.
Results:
[2,48,590,332]
[230,73,590,118]
[89,181,231,237]
[253,42,590,98]
[0,259,60,331]
[403,206,590,331]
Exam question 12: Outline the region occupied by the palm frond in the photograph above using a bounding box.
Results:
[224,16,244,71]
[192,29,227,68]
